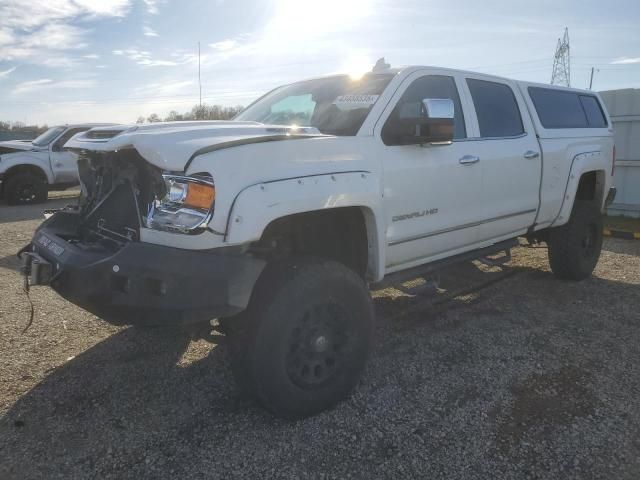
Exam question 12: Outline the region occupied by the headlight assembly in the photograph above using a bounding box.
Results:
[145,175,215,233]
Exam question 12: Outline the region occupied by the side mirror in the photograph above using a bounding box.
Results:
[385,98,455,145]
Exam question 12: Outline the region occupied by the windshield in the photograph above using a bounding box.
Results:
[32,126,66,147]
[235,73,396,136]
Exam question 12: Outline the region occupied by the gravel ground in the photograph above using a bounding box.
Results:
[1,198,639,479]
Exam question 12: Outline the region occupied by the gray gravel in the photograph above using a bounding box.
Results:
[1,198,639,479]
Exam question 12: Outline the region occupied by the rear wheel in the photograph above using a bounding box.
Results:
[547,200,603,280]
[4,172,48,205]
[226,258,374,418]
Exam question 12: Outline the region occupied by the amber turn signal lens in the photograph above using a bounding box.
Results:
[185,183,215,210]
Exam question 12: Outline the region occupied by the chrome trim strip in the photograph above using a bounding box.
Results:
[388,208,537,246]
[453,132,528,143]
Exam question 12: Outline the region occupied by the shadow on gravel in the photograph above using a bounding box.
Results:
[0,253,21,272]
[0,327,253,479]
[0,197,74,224]
[1,262,639,479]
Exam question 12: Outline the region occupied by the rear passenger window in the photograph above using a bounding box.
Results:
[579,95,607,127]
[466,79,524,138]
[528,87,608,129]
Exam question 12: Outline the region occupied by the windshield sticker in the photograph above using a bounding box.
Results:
[332,94,379,110]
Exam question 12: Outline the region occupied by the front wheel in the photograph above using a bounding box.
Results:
[226,258,374,418]
[547,200,603,280]
[4,172,48,205]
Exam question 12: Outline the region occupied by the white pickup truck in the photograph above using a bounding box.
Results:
[0,124,114,205]
[21,63,616,418]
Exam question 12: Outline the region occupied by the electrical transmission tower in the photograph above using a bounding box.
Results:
[551,27,570,87]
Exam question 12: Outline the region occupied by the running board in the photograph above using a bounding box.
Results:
[478,248,512,267]
[372,238,518,290]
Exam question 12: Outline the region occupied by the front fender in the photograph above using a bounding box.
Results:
[225,171,386,281]
[0,152,53,183]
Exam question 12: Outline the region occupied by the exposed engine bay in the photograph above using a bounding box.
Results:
[68,150,166,251]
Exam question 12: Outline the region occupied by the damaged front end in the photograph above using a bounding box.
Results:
[75,150,166,247]
[19,149,264,327]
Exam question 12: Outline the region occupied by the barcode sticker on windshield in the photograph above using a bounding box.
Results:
[333,95,379,110]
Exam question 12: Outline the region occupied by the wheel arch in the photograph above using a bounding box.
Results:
[225,171,385,281]
[2,162,52,185]
[550,149,608,227]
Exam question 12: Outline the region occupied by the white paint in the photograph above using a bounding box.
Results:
[67,66,614,282]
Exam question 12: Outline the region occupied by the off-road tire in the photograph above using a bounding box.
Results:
[226,258,374,418]
[4,172,48,205]
[547,200,603,280]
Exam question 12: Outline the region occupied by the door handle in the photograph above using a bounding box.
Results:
[459,155,480,165]
[524,150,540,159]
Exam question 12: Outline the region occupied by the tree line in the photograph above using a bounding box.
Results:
[0,103,245,139]
[137,103,244,124]
[0,120,47,133]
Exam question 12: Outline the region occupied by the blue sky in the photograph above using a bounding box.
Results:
[1,0,639,126]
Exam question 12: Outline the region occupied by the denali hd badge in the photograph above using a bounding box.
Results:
[392,208,439,222]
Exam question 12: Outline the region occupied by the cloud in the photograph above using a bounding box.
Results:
[143,26,159,37]
[84,54,100,59]
[21,23,88,50]
[113,48,177,67]
[0,0,131,65]
[0,66,17,78]
[0,23,88,63]
[611,57,640,65]
[134,80,194,96]
[0,28,14,45]
[142,0,161,14]
[13,78,96,95]
[0,0,131,30]
[210,39,236,51]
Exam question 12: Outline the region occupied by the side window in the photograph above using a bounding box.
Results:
[53,128,86,150]
[382,75,466,144]
[579,95,607,127]
[466,79,524,138]
[528,87,588,128]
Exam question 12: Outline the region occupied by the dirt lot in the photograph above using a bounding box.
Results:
[1,197,639,479]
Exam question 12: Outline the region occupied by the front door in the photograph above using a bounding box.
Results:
[49,128,87,183]
[377,70,484,271]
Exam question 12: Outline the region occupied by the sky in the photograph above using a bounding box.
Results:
[0,0,639,126]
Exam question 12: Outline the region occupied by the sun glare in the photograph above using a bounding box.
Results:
[343,55,373,80]
[269,0,373,38]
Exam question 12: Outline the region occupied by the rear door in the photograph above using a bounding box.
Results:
[461,75,541,242]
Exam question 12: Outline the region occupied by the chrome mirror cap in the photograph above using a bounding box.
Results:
[422,98,454,120]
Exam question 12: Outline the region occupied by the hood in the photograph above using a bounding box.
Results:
[64,121,328,171]
[0,139,41,154]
